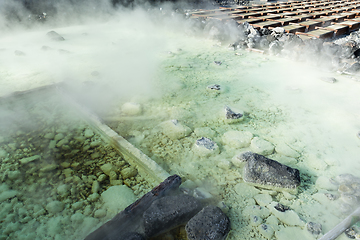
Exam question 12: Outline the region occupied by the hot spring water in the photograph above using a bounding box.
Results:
[1,8,360,240]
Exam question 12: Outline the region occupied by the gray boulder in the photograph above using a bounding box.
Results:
[242,152,301,189]
[143,195,202,238]
[46,31,65,41]
[185,206,230,240]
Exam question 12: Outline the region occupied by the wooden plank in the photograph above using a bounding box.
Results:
[341,20,360,31]
[324,24,349,35]
[292,14,314,21]
[252,14,283,21]
[274,17,299,25]
[331,14,347,21]
[313,16,338,26]
[252,20,282,29]
[298,20,323,30]
[283,24,306,33]
[304,28,335,38]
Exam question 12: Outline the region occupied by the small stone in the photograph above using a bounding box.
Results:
[224,106,243,122]
[92,181,100,193]
[0,190,18,202]
[57,184,70,198]
[94,209,107,218]
[250,137,274,156]
[193,137,219,157]
[120,167,137,179]
[217,160,231,170]
[44,132,55,139]
[324,193,338,201]
[56,139,69,147]
[345,227,357,239]
[84,129,94,138]
[121,102,142,116]
[19,155,41,164]
[40,164,58,172]
[46,201,64,214]
[110,179,123,186]
[222,131,253,149]
[307,222,322,235]
[274,203,290,212]
[207,84,221,91]
[100,163,116,176]
[88,193,100,202]
[242,152,301,189]
[71,212,85,224]
[214,61,222,65]
[185,206,230,240]
[159,120,192,140]
[60,162,71,168]
[97,174,107,182]
[254,194,272,207]
[46,31,65,41]
[101,185,135,213]
[72,201,83,210]
[7,171,21,180]
[90,140,101,148]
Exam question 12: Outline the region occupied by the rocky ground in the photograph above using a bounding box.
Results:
[0,89,153,239]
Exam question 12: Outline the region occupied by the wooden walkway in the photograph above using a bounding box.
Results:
[189,0,360,39]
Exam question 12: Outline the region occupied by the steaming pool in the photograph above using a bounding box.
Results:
[1,11,360,240]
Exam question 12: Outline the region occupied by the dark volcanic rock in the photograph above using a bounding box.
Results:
[122,232,145,240]
[307,222,322,235]
[242,152,301,189]
[345,62,360,74]
[185,206,230,240]
[143,194,202,238]
[224,105,243,120]
[85,175,182,240]
[274,203,290,212]
[195,137,217,151]
[46,31,65,41]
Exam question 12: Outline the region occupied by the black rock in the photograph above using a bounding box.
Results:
[224,106,243,120]
[185,206,230,240]
[345,62,360,74]
[46,31,65,41]
[85,175,182,240]
[195,137,217,151]
[143,194,202,238]
[345,227,357,239]
[274,203,290,212]
[354,48,360,58]
[324,193,338,201]
[122,232,145,240]
[307,222,322,235]
[242,152,301,189]
[207,84,221,90]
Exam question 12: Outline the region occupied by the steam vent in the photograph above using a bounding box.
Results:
[1,0,360,239]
